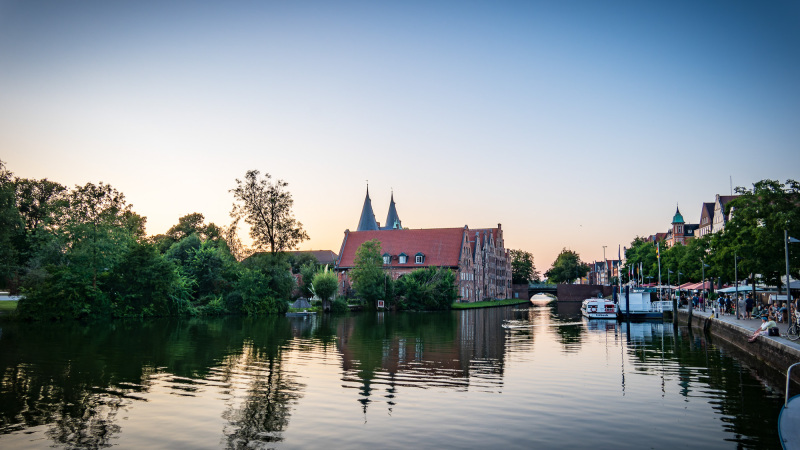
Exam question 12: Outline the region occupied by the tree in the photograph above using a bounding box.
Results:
[510,249,539,284]
[721,179,800,291]
[312,266,338,312]
[230,170,309,254]
[350,239,386,309]
[545,248,590,284]
[395,267,457,311]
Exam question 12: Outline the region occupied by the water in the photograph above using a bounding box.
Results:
[0,297,787,449]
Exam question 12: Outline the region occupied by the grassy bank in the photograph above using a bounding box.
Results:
[0,300,18,312]
[451,298,530,309]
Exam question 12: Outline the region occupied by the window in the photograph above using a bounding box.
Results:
[415,253,425,264]
[383,254,391,265]
[399,253,408,264]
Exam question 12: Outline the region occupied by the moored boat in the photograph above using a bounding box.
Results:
[779,362,800,449]
[617,288,672,320]
[581,297,616,319]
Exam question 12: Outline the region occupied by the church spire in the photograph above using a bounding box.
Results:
[357,185,379,231]
[384,191,402,230]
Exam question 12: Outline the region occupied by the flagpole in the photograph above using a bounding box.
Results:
[657,242,662,299]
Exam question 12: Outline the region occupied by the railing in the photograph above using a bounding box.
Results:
[651,301,673,313]
[786,362,800,407]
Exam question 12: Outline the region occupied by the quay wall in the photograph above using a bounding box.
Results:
[678,310,800,388]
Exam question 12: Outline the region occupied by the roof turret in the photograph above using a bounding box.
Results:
[357,186,379,231]
[672,206,685,224]
[383,192,402,230]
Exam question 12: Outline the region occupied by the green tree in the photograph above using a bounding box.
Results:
[0,161,23,287]
[312,266,338,312]
[230,170,309,254]
[721,179,800,291]
[510,249,539,284]
[395,267,457,311]
[545,248,590,284]
[299,262,318,299]
[350,239,386,309]
[233,267,288,315]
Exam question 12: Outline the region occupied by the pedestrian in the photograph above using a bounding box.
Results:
[737,295,746,320]
[745,294,753,319]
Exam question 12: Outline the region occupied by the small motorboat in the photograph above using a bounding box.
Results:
[581,297,616,319]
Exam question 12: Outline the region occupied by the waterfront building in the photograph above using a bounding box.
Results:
[711,194,739,234]
[698,202,715,237]
[665,206,699,247]
[588,259,620,285]
[336,188,512,302]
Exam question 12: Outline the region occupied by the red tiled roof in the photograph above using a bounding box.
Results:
[336,228,466,269]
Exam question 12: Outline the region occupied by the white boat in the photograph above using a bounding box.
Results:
[581,297,617,319]
[617,289,672,320]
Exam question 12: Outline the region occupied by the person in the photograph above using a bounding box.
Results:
[779,302,788,323]
[748,316,778,342]
[725,296,732,315]
[753,302,764,318]
[718,296,725,315]
[737,295,746,320]
[768,303,777,322]
[745,294,753,320]
[692,293,699,310]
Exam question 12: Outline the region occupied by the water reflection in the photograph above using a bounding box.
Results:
[0,303,791,449]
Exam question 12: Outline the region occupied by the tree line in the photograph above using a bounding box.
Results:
[623,179,799,292]
[0,162,329,320]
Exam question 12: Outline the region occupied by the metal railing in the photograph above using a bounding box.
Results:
[786,362,800,407]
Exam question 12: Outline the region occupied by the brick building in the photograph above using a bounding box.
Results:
[335,188,512,302]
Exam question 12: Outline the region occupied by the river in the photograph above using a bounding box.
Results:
[0,296,787,449]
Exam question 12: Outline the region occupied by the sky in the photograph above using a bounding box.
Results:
[1,0,799,270]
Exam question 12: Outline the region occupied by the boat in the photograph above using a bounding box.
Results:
[617,288,672,320]
[581,297,617,319]
[779,362,800,449]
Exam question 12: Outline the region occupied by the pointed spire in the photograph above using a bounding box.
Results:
[383,191,402,230]
[357,185,379,231]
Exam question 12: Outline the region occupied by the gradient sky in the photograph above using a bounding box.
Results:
[2,0,799,270]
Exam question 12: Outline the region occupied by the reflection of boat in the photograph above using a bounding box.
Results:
[617,289,672,320]
[581,297,616,319]
[779,362,800,449]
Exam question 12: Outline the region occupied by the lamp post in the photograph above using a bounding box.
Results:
[701,260,710,312]
[734,253,743,319]
[668,269,673,300]
[646,275,653,286]
[786,230,800,307]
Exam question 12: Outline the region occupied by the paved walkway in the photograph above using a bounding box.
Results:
[681,305,800,352]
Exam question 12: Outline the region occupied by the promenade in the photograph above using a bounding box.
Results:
[680,304,800,351]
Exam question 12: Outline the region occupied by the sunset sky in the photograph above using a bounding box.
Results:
[2,0,798,270]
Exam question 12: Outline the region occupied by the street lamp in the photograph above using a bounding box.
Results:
[786,230,799,304]
[668,269,673,300]
[701,260,710,311]
[735,253,744,319]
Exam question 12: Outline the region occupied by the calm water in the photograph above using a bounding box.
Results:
[0,298,788,449]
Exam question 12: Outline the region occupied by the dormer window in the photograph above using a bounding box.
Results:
[399,253,408,264]
[383,253,391,265]
[415,253,425,264]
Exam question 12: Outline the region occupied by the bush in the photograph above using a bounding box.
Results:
[330,298,349,314]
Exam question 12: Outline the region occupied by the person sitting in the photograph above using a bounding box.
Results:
[748,316,778,342]
[752,303,764,317]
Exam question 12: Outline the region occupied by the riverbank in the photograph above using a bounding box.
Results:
[678,306,800,387]
[451,298,530,309]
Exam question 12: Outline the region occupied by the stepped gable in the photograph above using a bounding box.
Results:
[336,228,465,269]
[357,186,379,231]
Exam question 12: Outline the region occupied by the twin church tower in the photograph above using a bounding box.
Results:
[357,186,403,231]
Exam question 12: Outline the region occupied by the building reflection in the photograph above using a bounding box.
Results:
[333,308,517,415]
